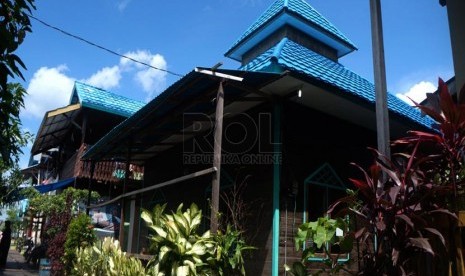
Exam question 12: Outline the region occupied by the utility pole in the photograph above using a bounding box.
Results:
[370,0,390,159]
[443,0,465,103]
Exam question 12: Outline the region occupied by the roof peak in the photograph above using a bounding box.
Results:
[225,0,356,63]
[71,81,145,118]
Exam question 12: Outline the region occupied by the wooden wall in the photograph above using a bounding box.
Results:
[137,101,388,275]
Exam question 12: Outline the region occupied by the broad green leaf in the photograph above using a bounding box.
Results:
[141,210,153,225]
[188,243,207,255]
[176,265,190,276]
[153,225,167,238]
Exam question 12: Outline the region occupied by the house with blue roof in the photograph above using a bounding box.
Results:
[81,0,435,274]
[25,81,145,241]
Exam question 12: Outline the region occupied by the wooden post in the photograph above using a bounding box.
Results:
[120,143,132,249]
[127,198,136,252]
[210,81,225,234]
[85,161,95,215]
[81,113,88,144]
[370,0,390,159]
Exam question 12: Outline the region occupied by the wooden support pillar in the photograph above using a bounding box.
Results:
[81,113,88,144]
[127,197,137,253]
[272,102,282,276]
[370,0,390,159]
[210,81,225,234]
[120,143,132,249]
[85,161,96,215]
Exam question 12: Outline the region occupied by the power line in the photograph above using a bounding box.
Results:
[28,14,184,78]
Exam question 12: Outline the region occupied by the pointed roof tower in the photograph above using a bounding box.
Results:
[224,0,435,131]
[225,0,357,64]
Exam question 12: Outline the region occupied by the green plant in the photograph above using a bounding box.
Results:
[208,225,255,275]
[6,207,21,237]
[24,187,99,275]
[63,213,96,274]
[141,203,214,275]
[72,237,148,276]
[141,203,253,275]
[285,217,353,276]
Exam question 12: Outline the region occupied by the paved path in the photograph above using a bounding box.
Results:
[0,248,39,276]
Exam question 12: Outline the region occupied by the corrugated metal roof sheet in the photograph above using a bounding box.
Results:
[73,82,145,118]
[242,38,435,129]
[82,70,281,161]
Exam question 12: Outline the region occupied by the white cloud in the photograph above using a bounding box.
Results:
[120,50,167,100]
[22,65,75,119]
[83,66,121,90]
[21,50,168,120]
[117,0,131,11]
[396,81,437,105]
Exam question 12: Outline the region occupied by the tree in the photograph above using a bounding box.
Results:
[6,207,21,237]
[0,165,28,204]
[0,0,36,169]
[25,187,99,275]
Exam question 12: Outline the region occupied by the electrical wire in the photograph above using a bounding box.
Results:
[28,14,185,78]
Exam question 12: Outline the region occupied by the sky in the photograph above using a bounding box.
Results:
[15,0,454,169]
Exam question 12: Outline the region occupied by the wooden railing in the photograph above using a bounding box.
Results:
[72,144,144,183]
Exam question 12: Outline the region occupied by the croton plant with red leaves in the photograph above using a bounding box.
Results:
[328,79,465,275]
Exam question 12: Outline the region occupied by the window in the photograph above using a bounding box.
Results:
[302,163,350,262]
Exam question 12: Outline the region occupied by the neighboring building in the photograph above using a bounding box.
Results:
[82,0,435,275]
[440,0,465,100]
[24,81,145,241]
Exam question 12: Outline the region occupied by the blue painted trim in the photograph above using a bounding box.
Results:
[272,102,282,276]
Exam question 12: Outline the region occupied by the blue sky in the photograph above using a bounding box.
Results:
[16,0,453,169]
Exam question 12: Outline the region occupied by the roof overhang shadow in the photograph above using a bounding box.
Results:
[31,103,81,155]
[82,69,282,163]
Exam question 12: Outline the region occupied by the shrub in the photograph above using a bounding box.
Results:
[209,225,255,275]
[63,213,96,274]
[141,203,214,275]
[141,203,253,275]
[72,237,147,276]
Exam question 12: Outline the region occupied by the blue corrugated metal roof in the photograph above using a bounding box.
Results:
[72,82,145,118]
[226,0,356,60]
[242,38,435,129]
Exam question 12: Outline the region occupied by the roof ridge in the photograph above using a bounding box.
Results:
[242,39,435,130]
[72,81,145,118]
[75,80,106,92]
[74,81,144,103]
[287,0,356,48]
[271,37,288,62]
